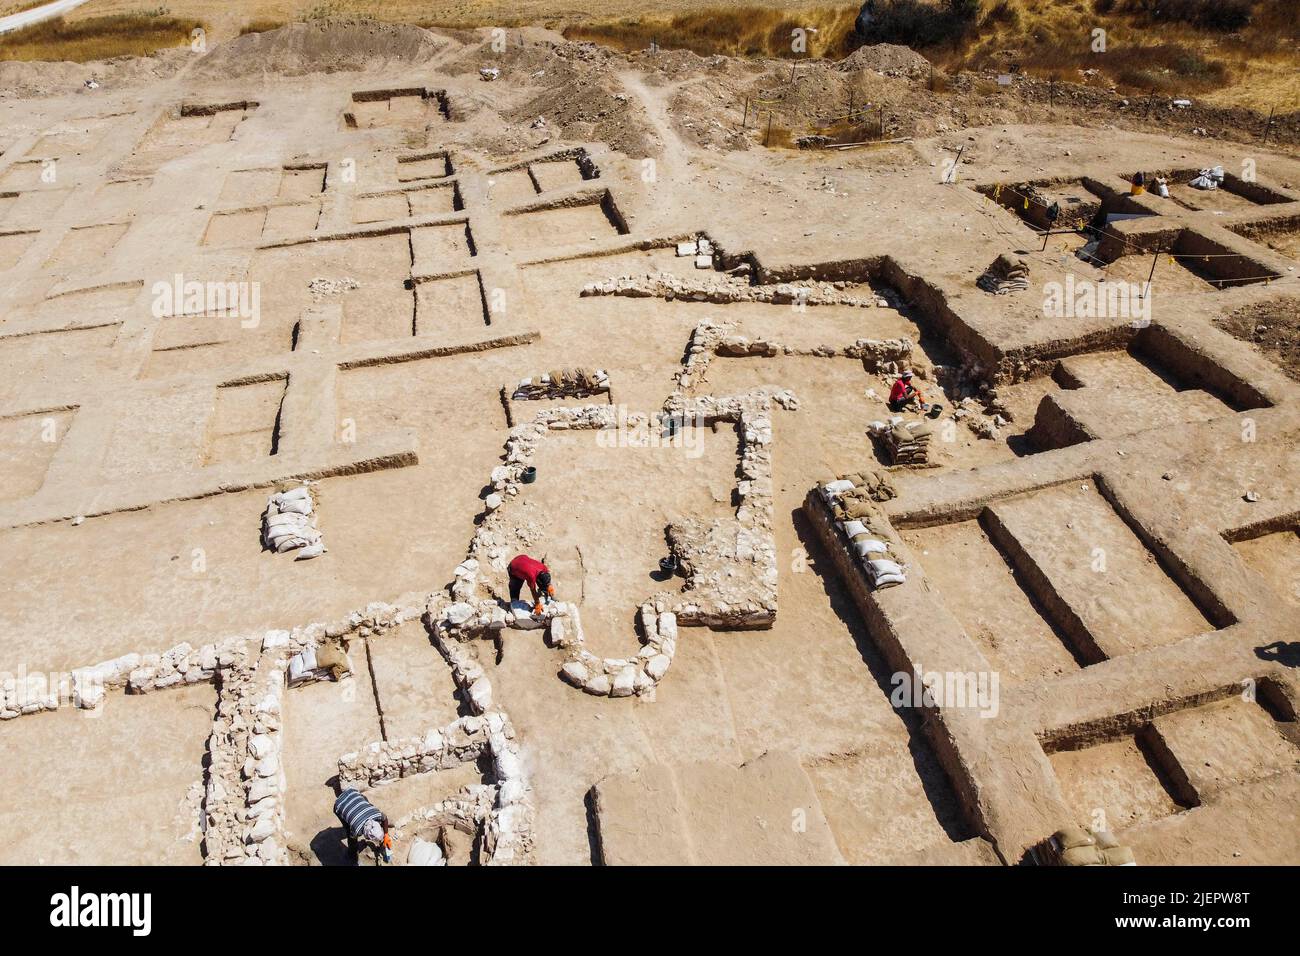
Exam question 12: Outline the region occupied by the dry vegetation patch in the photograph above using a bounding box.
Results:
[0,11,204,62]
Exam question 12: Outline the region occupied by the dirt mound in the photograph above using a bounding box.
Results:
[192,18,443,78]
[836,43,932,79]
[0,49,189,100]
[504,48,658,158]
[1217,296,1300,382]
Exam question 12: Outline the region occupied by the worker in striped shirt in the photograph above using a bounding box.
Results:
[333,788,392,864]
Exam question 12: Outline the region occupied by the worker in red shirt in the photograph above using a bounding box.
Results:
[508,554,555,614]
[888,370,928,413]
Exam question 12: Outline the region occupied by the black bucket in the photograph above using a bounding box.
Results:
[521,466,537,484]
[659,555,679,575]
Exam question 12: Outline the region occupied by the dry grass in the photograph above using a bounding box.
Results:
[563,6,860,59]
[0,12,203,61]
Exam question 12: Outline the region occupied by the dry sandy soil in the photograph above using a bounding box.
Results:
[0,20,1297,867]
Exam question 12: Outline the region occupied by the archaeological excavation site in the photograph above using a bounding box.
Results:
[0,11,1297,876]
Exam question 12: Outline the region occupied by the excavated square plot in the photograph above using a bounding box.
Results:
[0,188,71,226]
[410,222,474,274]
[1233,528,1300,606]
[353,191,410,224]
[202,377,286,466]
[489,168,539,205]
[902,518,1082,683]
[1048,729,1192,831]
[0,160,57,192]
[42,222,129,271]
[530,157,588,193]
[1050,348,1235,439]
[396,152,452,182]
[413,272,488,335]
[0,685,213,865]
[989,480,1214,658]
[1154,696,1300,800]
[0,229,37,270]
[0,407,75,502]
[506,201,623,254]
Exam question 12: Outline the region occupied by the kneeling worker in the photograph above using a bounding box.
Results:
[508,553,555,615]
[333,787,392,864]
[888,370,929,413]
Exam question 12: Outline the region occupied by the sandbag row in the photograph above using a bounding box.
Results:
[818,475,907,590]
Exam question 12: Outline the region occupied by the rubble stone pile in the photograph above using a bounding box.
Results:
[581,270,886,309]
[677,319,914,389]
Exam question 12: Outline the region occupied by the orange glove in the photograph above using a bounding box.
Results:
[533,602,545,615]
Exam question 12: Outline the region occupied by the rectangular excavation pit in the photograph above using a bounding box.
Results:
[1228,213,1300,261]
[1045,724,1197,832]
[1153,691,1300,801]
[410,221,475,273]
[396,151,453,183]
[529,154,596,193]
[1231,525,1300,607]
[0,187,71,226]
[0,229,37,270]
[352,183,460,225]
[262,201,322,242]
[0,160,58,192]
[975,175,1139,231]
[0,323,122,374]
[280,164,327,200]
[352,191,410,225]
[413,271,489,335]
[1104,229,1283,291]
[42,221,129,270]
[488,168,540,205]
[219,167,282,205]
[203,207,267,247]
[1028,348,1240,449]
[345,88,449,130]
[90,177,152,218]
[202,375,287,466]
[1128,167,1295,213]
[985,477,1225,660]
[901,516,1088,683]
[505,192,628,254]
[9,281,144,330]
[0,406,76,502]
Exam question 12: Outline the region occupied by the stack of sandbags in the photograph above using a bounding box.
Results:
[977,254,1030,295]
[873,417,932,465]
[287,638,352,686]
[818,478,907,590]
[262,486,326,560]
[513,367,609,399]
[1049,825,1137,866]
[1188,166,1224,190]
[837,469,896,503]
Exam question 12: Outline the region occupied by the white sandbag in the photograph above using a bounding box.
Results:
[853,538,889,557]
[266,511,309,530]
[867,558,903,576]
[408,838,446,866]
[821,479,854,500]
[275,487,312,504]
[842,519,868,538]
[275,497,312,516]
[274,535,308,553]
[295,541,326,561]
[287,646,318,684]
[874,573,906,588]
